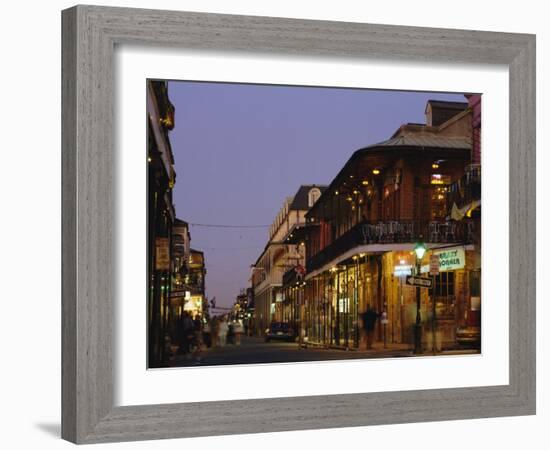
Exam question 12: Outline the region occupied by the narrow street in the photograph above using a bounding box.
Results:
[166,336,477,367]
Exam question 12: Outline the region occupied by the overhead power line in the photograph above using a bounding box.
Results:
[189,222,270,229]
[200,246,261,251]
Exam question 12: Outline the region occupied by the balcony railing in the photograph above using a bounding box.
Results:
[307,219,476,274]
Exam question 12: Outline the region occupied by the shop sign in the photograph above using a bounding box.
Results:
[434,247,465,271]
[394,264,412,276]
[429,254,440,276]
[155,237,170,270]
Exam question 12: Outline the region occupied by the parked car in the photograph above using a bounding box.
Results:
[264,322,295,342]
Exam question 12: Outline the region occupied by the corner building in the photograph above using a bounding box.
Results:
[290,99,481,351]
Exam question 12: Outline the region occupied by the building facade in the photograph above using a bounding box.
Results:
[251,185,326,335]
[231,289,250,324]
[147,81,209,365]
[184,248,207,318]
[288,99,481,351]
[170,219,207,322]
[147,80,177,366]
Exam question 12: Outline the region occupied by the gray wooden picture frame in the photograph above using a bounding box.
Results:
[61,5,536,444]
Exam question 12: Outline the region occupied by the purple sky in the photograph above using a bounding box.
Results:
[167,81,466,308]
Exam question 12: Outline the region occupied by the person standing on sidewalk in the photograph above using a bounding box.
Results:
[218,316,229,347]
[361,306,380,350]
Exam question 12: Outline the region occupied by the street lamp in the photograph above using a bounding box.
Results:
[413,239,427,354]
[414,240,427,261]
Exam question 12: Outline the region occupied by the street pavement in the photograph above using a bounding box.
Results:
[167,336,478,367]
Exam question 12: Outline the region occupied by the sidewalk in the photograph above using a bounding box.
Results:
[301,340,479,357]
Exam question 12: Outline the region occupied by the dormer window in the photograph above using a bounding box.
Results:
[308,188,321,207]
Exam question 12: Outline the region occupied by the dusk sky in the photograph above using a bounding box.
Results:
[167,81,466,309]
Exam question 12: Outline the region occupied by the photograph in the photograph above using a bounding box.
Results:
[2,0,541,446]
[146,80,482,368]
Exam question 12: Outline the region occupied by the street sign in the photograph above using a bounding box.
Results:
[406,276,433,288]
[170,290,186,298]
[170,290,191,300]
[429,254,440,276]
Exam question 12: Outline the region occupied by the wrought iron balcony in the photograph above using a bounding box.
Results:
[306,219,476,273]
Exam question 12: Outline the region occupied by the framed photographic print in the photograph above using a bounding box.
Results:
[62,5,535,444]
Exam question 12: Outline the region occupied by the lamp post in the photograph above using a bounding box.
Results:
[413,239,427,354]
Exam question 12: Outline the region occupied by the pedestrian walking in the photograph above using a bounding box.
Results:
[191,314,204,363]
[179,312,194,357]
[203,320,212,348]
[299,323,307,347]
[210,317,219,347]
[175,315,184,354]
[361,306,380,350]
[227,320,235,345]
